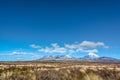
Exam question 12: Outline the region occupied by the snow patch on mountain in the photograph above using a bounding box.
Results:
[88,52,100,58]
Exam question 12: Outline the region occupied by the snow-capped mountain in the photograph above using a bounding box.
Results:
[79,53,99,61]
[38,55,76,61]
[38,55,120,62]
[87,52,100,58]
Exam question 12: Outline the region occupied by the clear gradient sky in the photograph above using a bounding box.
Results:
[0,0,120,61]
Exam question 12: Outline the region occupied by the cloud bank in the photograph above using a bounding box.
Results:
[0,51,40,61]
[30,41,108,57]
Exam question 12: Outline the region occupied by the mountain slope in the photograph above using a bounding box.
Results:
[96,57,120,62]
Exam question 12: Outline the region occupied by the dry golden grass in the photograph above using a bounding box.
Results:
[0,61,120,80]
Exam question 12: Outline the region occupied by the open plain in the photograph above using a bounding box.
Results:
[0,61,120,80]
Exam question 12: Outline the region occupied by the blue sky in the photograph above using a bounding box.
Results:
[0,0,120,61]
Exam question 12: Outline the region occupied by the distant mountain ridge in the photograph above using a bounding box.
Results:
[39,55,76,61]
[38,55,120,62]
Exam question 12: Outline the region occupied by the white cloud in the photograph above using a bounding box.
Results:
[80,41,108,48]
[30,44,41,48]
[51,43,59,48]
[12,51,27,55]
[68,49,76,53]
[31,41,108,56]
[12,51,40,58]
[0,51,40,61]
[82,49,98,53]
[65,43,80,49]
[38,43,67,53]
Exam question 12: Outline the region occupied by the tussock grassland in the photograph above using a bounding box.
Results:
[0,61,120,80]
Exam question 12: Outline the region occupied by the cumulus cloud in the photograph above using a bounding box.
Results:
[65,41,108,49]
[30,41,108,56]
[80,41,109,48]
[82,49,98,53]
[38,43,67,53]
[30,44,41,48]
[65,43,79,49]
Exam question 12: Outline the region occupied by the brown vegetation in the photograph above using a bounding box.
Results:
[0,61,120,80]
